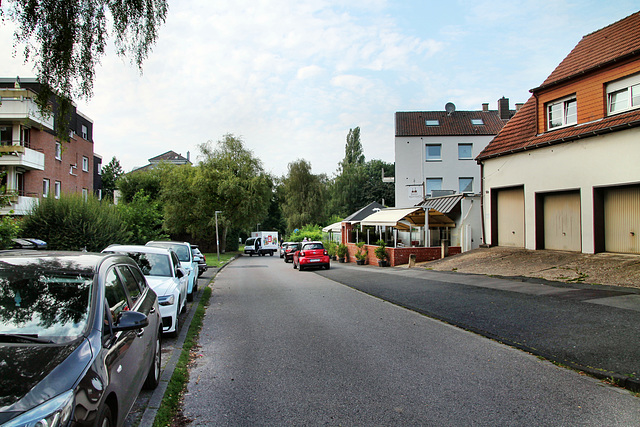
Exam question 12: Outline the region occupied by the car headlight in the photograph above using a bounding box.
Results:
[4,390,74,427]
[158,295,176,306]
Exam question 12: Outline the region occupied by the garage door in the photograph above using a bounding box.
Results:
[604,186,640,254]
[497,187,525,247]
[543,192,581,251]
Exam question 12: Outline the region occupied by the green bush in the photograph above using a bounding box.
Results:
[22,194,128,251]
[117,191,168,244]
[289,224,323,242]
[355,241,367,261]
[337,243,348,259]
[374,240,387,260]
[0,215,22,249]
[326,241,337,257]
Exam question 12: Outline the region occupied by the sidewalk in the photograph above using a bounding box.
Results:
[318,261,640,391]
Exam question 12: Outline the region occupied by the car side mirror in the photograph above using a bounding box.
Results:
[176,268,185,278]
[194,255,202,262]
[112,311,149,332]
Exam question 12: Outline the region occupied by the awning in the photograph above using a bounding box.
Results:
[322,221,342,233]
[360,207,455,229]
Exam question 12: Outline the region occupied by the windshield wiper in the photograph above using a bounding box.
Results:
[0,333,53,344]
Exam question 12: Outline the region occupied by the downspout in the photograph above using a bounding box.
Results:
[480,162,486,246]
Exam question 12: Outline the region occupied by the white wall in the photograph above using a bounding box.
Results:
[482,127,640,253]
[395,135,493,207]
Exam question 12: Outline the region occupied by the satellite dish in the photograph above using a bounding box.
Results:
[445,102,456,115]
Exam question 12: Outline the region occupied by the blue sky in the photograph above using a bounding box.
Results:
[1,0,638,176]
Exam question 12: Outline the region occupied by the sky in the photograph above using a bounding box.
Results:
[1,0,639,177]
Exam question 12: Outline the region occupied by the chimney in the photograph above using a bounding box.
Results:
[516,103,524,112]
[482,103,489,111]
[187,151,190,162]
[498,97,510,120]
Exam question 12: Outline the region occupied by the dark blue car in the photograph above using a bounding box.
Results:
[0,251,162,427]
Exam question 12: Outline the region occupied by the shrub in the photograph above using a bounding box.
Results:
[374,240,387,260]
[337,243,348,259]
[22,194,128,251]
[326,241,337,257]
[355,241,367,261]
[117,190,168,244]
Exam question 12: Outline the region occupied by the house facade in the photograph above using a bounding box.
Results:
[477,12,640,255]
[0,78,96,214]
[394,99,514,208]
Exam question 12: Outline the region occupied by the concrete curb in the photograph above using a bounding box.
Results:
[138,255,238,427]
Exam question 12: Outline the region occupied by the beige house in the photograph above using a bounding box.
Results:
[477,12,640,254]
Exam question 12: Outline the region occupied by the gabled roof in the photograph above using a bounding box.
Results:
[478,11,640,161]
[396,110,507,137]
[342,201,386,223]
[149,150,190,164]
[535,11,640,91]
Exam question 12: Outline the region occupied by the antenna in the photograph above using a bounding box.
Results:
[445,102,456,116]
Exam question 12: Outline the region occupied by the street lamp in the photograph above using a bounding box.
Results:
[256,223,260,232]
[215,211,222,263]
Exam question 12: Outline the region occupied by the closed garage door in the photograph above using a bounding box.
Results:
[604,186,640,254]
[543,192,581,251]
[497,187,525,247]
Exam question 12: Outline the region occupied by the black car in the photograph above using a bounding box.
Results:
[283,242,301,263]
[0,251,162,427]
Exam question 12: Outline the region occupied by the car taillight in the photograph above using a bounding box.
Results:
[300,251,305,256]
[323,250,328,255]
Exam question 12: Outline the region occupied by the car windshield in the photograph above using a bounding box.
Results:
[121,252,172,277]
[246,238,256,246]
[151,243,190,262]
[303,243,323,250]
[0,269,93,342]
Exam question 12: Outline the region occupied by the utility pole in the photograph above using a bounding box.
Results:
[215,211,222,263]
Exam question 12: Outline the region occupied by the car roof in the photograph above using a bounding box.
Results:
[0,250,136,272]
[147,241,190,246]
[104,244,173,256]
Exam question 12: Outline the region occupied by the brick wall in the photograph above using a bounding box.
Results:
[345,242,462,267]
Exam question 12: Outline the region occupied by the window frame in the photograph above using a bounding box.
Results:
[55,142,62,160]
[426,178,442,196]
[459,177,474,194]
[458,143,473,160]
[607,73,640,115]
[54,181,61,199]
[42,179,50,198]
[82,156,89,172]
[546,95,577,130]
[425,144,442,162]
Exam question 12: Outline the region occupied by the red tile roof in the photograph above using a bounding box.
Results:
[536,11,640,90]
[396,110,507,137]
[477,95,640,160]
[478,11,640,161]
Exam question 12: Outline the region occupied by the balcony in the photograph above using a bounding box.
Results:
[0,194,39,216]
[0,91,54,130]
[0,144,45,170]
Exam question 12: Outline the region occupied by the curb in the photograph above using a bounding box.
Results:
[138,256,238,427]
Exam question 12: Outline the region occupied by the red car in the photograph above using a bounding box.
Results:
[293,241,330,271]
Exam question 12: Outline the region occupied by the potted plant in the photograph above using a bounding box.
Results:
[337,243,348,263]
[374,240,389,267]
[327,242,338,261]
[354,241,367,265]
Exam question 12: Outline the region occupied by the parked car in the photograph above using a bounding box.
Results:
[283,242,301,263]
[279,242,286,258]
[146,241,198,301]
[0,251,162,427]
[192,245,207,276]
[103,245,188,337]
[293,241,331,270]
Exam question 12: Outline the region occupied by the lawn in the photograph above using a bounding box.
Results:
[203,251,239,268]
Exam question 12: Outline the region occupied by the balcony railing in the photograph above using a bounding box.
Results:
[0,96,54,130]
[0,143,45,170]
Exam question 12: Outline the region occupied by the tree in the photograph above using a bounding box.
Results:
[117,168,163,203]
[362,159,395,207]
[343,127,365,166]
[329,127,367,216]
[101,157,124,202]
[281,159,328,232]
[3,0,168,140]
[117,190,168,244]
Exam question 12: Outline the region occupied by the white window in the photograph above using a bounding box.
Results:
[42,179,50,197]
[607,73,640,115]
[425,144,441,161]
[426,178,442,196]
[547,96,577,130]
[458,143,473,160]
[471,118,484,125]
[81,124,88,140]
[54,181,61,199]
[97,160,102,175]
[82,188,88,201]
[459,177,473,193]
[82,156,89,172]
[55,142,62,160]
[425,119,439,126]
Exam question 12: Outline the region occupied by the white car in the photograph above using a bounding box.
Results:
[146,241,199,301]
[103,244,188,337]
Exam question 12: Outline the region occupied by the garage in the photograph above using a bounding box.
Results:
[494,187,525,248]
[603,185,640,254]
[542,192,582,251]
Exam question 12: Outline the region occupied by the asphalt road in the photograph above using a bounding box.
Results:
[181,255,640,426]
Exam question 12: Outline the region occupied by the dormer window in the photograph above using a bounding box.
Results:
[471,118,484,125]
[425,119,439,126]
[547,96,577,130]
[607,73,640,115]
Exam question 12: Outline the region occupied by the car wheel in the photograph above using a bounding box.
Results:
[249,252,253,257]
[299,264,304,271]
[293,261,297,269]
[325,264,330,270]
[187,291,194,302]
[96,404,114,427]
[193,281,198,293]
[143,331,162,389]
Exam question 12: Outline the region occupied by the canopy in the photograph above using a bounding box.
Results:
[360,207,454,230]
[322,222,342,233]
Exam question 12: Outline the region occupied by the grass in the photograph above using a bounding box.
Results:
[152,286,212,427]
[203,251,240,268]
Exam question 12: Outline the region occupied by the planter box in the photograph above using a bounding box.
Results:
[356,259,365,265]
[377,260,390,267]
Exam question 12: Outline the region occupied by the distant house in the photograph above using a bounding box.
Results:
[0,77,98,214]
[394,99,516,208]
[477,11,640,255]
[133,150,192,172]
